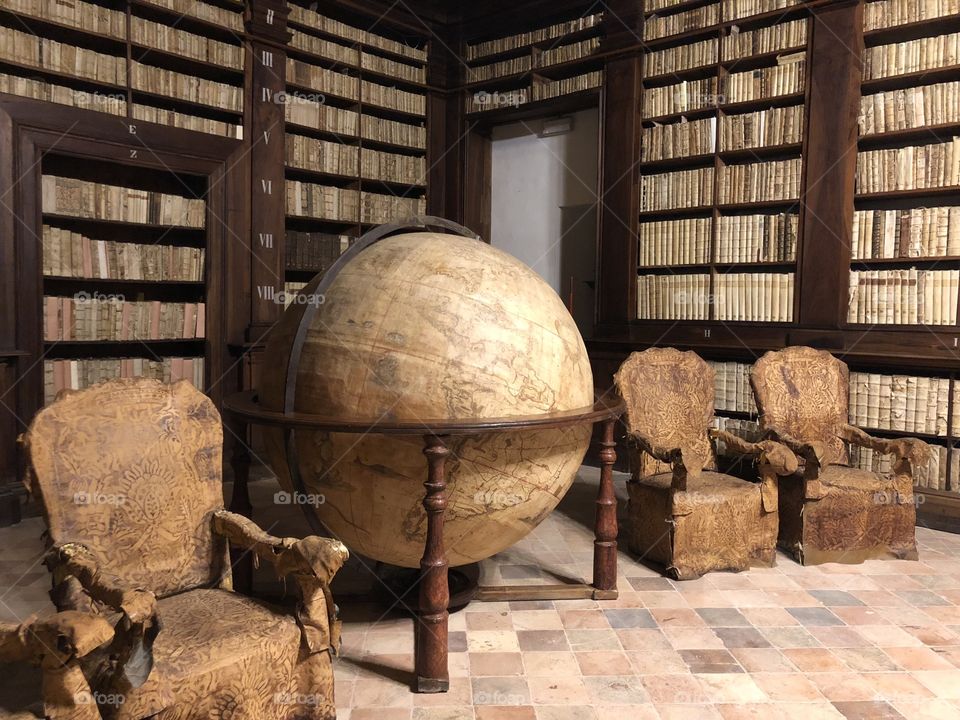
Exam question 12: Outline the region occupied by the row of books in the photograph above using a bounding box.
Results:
[141,0,242,31]
[360,193,426,224]
[852,207,960,259]
[131,104,243,139]
[1,27,127,86]
[849,372,952,436]
[725,0,805,20]
[286,59,426,115]
[643,78,716,117]
[638,218,712,266]
[848,269,960,325]
[42,177,206,228]
[642,117,715,161]
[723,58,805,103]
[641,105,803,161]
[360,148,426,186]
[130,62,242,113]
[44,357,205,404]
[361,52,426,84]
[853,444,954,491]
[645,39,718,78]
[130,17,243,69]
[864,0,960,31]
[719,158,803,203]
[286,136,359,177]
[711,417,764,448]
[863,31,960,80]
[640,167,714,211]
[470,55,532,83]
[722,19,808,60]
[283,94,427,150]
[42,226,205,281]
[465,13,603,61]
[287,4,427,63]
[0,73,126,117]
[720,105,804,150]
[707,360,759,414]
[531,71,603,102]
[43,297,206,341]
[644,4,720,41]
[859,81,960,136]
[856,139,960,194]
[286,232,351,272]
[361,80,426,116]
[714,272,795,321]
[286,182,359,222]
[1,0,125,36]
[636,272,796,321]
[539,37,601,68]
[716,213,799,263]
[637,213,799,265]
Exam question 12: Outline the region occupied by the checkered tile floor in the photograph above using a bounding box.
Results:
[3,467,960,719]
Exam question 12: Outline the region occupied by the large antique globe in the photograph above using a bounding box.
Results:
[260,229,593,568]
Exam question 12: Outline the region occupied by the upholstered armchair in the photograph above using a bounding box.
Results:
[751,346,928,564]
[614,348,798,580]
[11,378,348,720]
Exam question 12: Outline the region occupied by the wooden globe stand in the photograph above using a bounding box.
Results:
[225,215,624,693]
[223,391,624,694]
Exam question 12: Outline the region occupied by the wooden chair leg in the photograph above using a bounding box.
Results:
[593,417,619,596]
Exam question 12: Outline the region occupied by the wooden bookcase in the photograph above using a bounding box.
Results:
[0,0,440,524]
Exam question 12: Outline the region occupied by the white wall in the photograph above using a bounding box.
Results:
[489,108,599,302]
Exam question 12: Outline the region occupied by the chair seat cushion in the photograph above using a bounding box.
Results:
[117,588,312,720]
[818,464,888,493]
[627,471,777,580]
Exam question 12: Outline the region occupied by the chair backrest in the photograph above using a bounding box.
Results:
[614,347,717,477]
[751,346,849,465]
[24,379,227,599]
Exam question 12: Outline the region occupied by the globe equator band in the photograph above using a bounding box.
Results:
[281,216,480,416]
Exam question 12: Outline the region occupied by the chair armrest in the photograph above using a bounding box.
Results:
[839,424,932,468]
[761,426,827,470]
[626,432,704,492]
[0,611,113,667]
[212,510,349,654]
[46,543,160,689]
[709,429,799,476]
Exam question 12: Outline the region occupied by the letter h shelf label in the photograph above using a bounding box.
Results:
[245,0,290,338]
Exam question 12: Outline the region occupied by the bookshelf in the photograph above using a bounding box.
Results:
[461,10,606,118]
[282,0,429,300]
[635,0,810,324]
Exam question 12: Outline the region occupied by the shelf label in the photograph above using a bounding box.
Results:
[266,8,275,24]
[258,233,274,249]
[256,285,276,301]
[261,179,272,195]
[261,50,274,69]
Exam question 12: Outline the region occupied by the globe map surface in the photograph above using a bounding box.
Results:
[261,231,594,567]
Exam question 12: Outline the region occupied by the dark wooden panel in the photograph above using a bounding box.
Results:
[797,1,863,328]
[596,54,641,324]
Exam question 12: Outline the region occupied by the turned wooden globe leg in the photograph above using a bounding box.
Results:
[593,417,619,593]
[416,433,451,693]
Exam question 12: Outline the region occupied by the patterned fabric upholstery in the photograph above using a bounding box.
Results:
[25,380,227,597]
[751,346,850,465]
[20,379,341,720]
[615,348,779,580]
[751,348,919,564]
